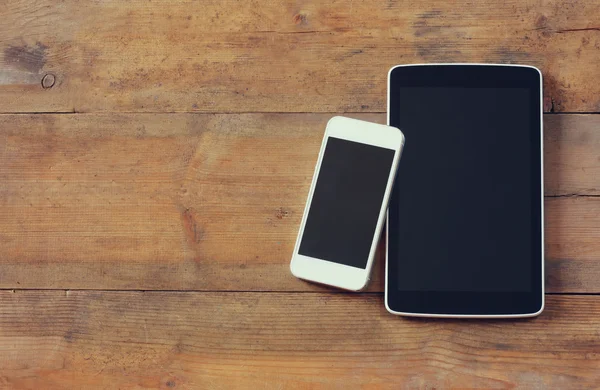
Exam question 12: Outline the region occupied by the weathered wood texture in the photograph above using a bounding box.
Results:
[1,291,599,389]
[1,0,600,113]
[1,113,599,291]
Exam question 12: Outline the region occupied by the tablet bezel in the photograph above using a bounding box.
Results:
[385,64,544,318]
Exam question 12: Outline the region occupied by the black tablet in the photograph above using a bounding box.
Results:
[386,64,544,318]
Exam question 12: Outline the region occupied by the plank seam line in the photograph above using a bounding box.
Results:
[0,288,382,294]
[0,289,598,296]
[0,112,600,116]
[546,194,600,198]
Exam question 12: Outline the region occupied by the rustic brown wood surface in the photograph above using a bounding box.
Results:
[0,114,599,293]
[1,0,600,113]
[1,292,600,389]
[1,0,600,388]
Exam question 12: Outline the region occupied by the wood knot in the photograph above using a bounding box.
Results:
[276,207,290,219]
[182,208,204,244]
[42,73,56,89]
[535,14,548,29]
[293,12,308,25]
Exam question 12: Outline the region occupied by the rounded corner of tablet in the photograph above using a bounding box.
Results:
[528,298,545,317]
[521,65,543,86]
[388,64,408,80]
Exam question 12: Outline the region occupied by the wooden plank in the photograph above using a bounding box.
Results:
[1,0,600,113]
[0,291,599,388]
[1,113,600,292]
[544,115,600,196]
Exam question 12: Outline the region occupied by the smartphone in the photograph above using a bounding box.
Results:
[290,116,404,291]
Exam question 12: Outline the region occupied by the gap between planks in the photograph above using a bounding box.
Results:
[0,289,598,296]
[1,111,600,115]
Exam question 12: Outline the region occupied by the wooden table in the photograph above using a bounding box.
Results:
[1,1,600,388]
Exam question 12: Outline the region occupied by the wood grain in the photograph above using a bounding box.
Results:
[1,113,599,292]
[0,291,599,389]
[1,0,600,113]
[544,115,600,196]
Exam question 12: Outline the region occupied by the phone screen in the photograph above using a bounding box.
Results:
[299,137,395,269]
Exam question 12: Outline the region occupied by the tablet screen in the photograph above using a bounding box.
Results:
[395,87,531,291]
[387,65,543,315]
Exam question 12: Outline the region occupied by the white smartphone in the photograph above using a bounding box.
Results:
[290,116,404,291]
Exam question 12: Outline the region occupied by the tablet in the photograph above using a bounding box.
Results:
[386,64,544,318]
